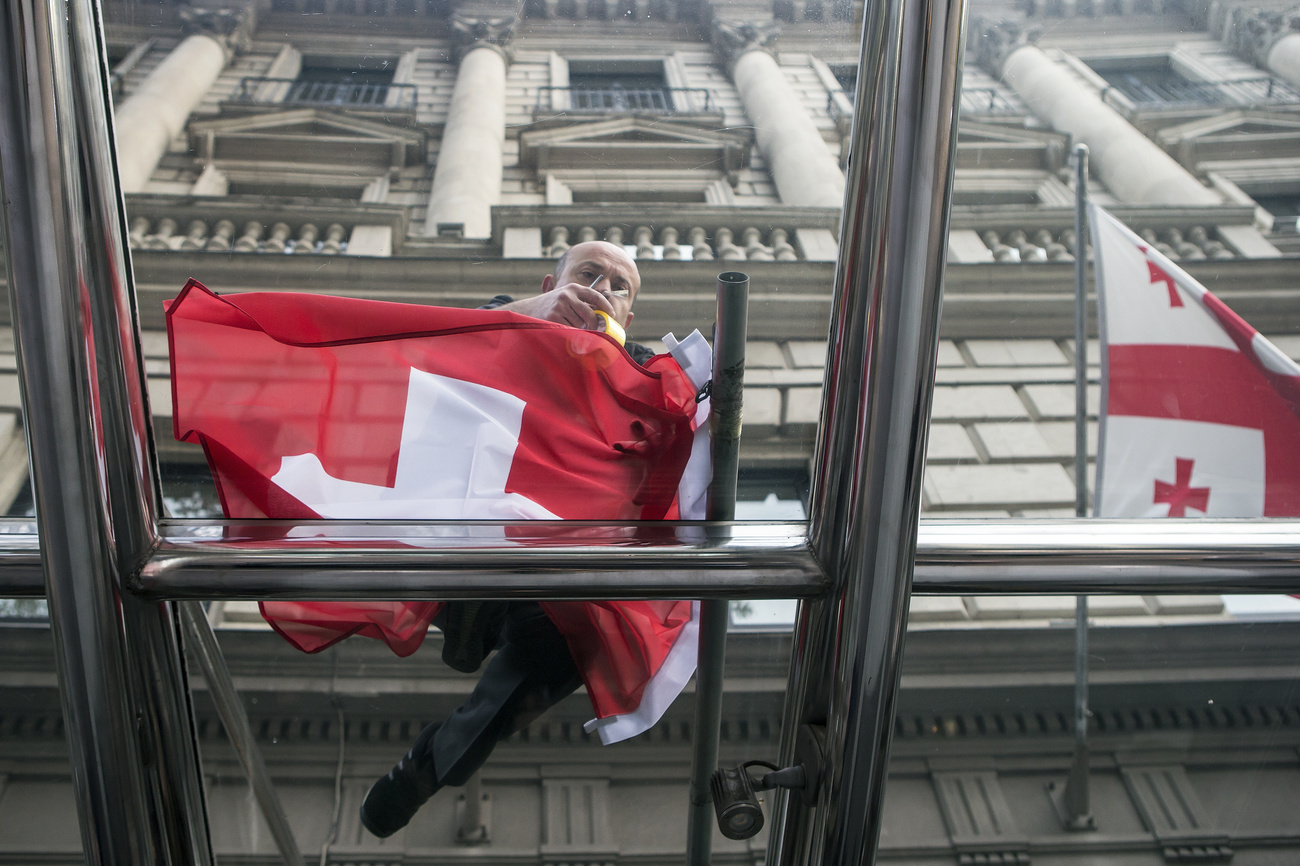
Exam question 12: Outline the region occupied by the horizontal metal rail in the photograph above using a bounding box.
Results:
[231,77,418,110]
[826,86,1022,127]
[1102,75,1300,110]
[133,520,823,599]
[911,519,1300,593]
[6,518,1300,599]
[959,86,1021,114]
[536,86,719,115]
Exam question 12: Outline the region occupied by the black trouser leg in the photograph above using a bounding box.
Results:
[432,601,583,786]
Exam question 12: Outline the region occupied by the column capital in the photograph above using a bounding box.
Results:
[1227,5,1300,67]
[711,19,780,70]
[968,17,1037,77]
[451,13,517,63]
[178,4,255,56]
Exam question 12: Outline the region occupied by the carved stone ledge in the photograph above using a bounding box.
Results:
[711,18,780,70]
[1228,5,1300,68]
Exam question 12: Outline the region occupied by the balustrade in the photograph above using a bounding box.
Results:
[126,215,351,255]
[975,222,1236,263]
[231,77,418,110]
[539,223,814,261]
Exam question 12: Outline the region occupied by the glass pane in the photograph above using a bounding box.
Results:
[922,11,1300,522]
[104,0,847,850]
[0,610,82,860]
[0,206,34,523]
[178,589,792,855]
[881,594,1300,862]
[105,0,853,526]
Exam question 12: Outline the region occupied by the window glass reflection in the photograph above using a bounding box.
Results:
[104,0,842,521]
[186,589,790,857]
[881,594,1300,862]
[921,12,1300,521]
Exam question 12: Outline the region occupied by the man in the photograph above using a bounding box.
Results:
[360,240,650,838]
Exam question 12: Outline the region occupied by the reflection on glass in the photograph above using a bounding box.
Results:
[920,8,1300,524]
[107,0,846,524]
[0,606,79,855]
[881,594,1300,862]
[183,576,793,856]
[49,0,1296,859]
[0,225,33,523]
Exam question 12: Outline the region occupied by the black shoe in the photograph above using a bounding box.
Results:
[360,721,441,838]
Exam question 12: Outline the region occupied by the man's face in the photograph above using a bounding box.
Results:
[543,241,641,328]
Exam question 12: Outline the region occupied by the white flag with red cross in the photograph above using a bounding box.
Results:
[1091,204,1300,518]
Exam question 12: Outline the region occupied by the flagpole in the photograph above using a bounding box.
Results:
[1074,146,1089,523]
[1054,143,1095,832]
[686,272,749,866]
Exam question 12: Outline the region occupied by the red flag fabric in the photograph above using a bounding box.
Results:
[167,279,709,742]
[1090,204,1300,517]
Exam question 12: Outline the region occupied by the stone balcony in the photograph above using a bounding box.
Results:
[490,204,842,263]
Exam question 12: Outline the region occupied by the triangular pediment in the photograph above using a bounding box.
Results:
[519,117,751,173]
[1158,110,1300,166]
[192,108,422,141]
[189,108,425,169]
[956,121,1069,171]
[1159,110,1300,142]
[958,121,1069,148]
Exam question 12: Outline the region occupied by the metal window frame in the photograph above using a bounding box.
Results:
[3,0,1300,862]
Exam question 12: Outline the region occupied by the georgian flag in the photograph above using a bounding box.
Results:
[167,279,713,743]
[1091,204,1300,517]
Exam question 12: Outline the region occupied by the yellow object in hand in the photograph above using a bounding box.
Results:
[593,310,626,346]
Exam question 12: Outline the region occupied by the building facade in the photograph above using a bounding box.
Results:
[1,0,1299,861]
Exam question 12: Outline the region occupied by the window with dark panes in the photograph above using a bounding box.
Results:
[1255,192,1300,231]
[287,60,397,108]
[567,60,673,113]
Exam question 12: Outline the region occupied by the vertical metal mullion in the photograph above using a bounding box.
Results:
[0,0,213,861]
[686,272,749,865]
[768,0,967,861]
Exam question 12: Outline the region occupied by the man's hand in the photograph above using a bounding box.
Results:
[499,284,616,330]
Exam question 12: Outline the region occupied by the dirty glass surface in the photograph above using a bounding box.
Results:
[0,0,1298,860]
[99,0,835,847]
[881,594,1300,864]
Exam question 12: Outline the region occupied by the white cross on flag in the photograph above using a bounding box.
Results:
[1091,204,1300,518]
[168,279,713,743]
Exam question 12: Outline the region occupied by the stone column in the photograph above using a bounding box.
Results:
[424,15,514,239]
[714,20,845,208]
[972,20,1219,206]
[1229,6,1300,90]
[113,7,251,193]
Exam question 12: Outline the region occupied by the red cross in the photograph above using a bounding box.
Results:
[1137,245,1182,307]
[1153,457,1210,517]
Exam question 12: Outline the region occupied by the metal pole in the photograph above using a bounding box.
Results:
[180,602,304,866]
[0,2,151,861]
[1074,144,1089,521]
[686,272,748,866]
[768,0,966,859]
[1055,143,1095,831]
[0,0,212,860]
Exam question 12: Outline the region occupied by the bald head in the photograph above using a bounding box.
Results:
[541,240,640,328]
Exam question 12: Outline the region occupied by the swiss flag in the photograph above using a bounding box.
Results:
[1091,204,1300,518]
[167,279,713,743]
